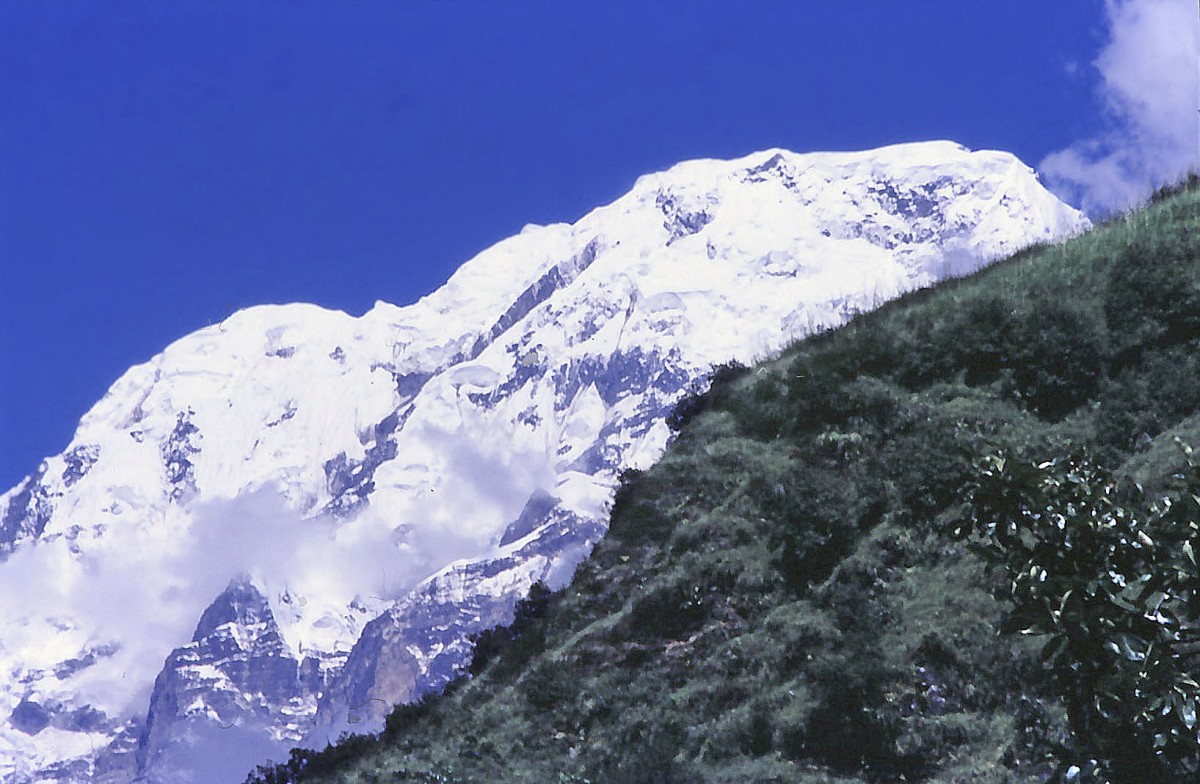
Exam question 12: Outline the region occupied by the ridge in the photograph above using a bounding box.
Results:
[0,142,1086,783]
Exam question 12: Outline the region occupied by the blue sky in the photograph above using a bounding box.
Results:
[1,1,1196,489]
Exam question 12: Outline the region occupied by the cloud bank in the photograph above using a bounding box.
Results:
[1041,0,1199,216]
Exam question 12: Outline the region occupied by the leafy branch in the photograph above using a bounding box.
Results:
[949,444,1200,782]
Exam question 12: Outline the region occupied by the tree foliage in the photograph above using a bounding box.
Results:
[951,446,1200,781]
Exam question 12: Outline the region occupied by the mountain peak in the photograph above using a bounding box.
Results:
[0,142,1086,782]
[191,577,272,643]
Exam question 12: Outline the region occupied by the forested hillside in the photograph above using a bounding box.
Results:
[248,179,1200,784]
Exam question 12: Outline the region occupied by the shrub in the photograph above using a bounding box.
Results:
[667,361,747,431]
[1105,237,1200,361]
[468,581,556,677]
[950,450,1200,782]
[952,295,1018,387]
[1000,300,1106,420]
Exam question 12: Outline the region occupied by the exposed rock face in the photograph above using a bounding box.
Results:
[0,142,1087,782]
[311,508,605,741]
[134,578,323,782]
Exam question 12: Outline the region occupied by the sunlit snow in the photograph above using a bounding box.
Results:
[0,141,1087,782]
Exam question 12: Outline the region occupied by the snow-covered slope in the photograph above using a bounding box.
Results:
[0,141,1087,783]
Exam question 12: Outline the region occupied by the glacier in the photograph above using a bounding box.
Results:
[0,141,1087,783]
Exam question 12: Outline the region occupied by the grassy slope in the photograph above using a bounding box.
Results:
[249,183,1200,784]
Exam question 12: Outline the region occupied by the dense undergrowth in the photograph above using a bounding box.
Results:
[247,181,1200,783]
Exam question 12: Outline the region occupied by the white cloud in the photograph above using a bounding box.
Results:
[0,492,360,715]
[0,492,313,715]
[1041,0,1200,215]
[0,411,559,727]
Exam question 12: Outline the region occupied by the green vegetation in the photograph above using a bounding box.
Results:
[952,449,1200,781]
[246,181,1200,783]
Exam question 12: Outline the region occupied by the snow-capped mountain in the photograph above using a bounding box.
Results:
[0,141,1087,782]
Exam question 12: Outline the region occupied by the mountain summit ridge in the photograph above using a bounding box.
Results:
[0,141,1086,782]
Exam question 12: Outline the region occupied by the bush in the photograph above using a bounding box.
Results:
[952,295,1018,387]
[667,361,747,431]
[1002,300,1106,420]
[520,658,577,712]
[383,691,440,739]
[626,580,708,640]
[1105,237,1200,361]
[468,581,556,677]
[951,450,1200,782]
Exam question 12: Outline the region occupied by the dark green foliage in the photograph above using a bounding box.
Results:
[955,295,1015,386]
[1095,351,1200,458]
[242,734,380,784]
[467,581,556,677]
[244,186,1200,783]
[1001,300,1106,419]
[888,292,1106,420]
[802,633,908,777]
[605,467,669,545]
[626,579,709,639]
[667,361,748,431]
[383,692,441,738]
[951,450,1200,782]
[519,658,576,712]
[1105,234,1200,363]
